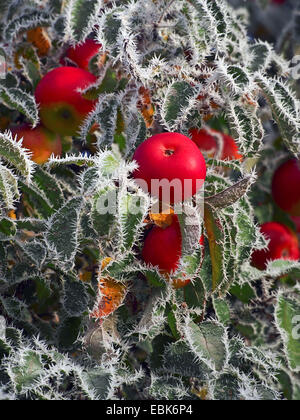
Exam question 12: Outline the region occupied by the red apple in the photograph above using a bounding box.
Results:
[189,128,242,160]
[142,214,182,273]
[251,222,299,270]
[10,124,62,164]
[142,214,204,289]
[35,66,97,136]
[60,39,103,71]
[132,132,206,204]
[272,159,300,217]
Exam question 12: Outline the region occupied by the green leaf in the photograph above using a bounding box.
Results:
[5,261,38,287]
[118,191,149,251]
[225,104,263,155]
[277,370,293,400]
[22,240,47,269]
[1,297,32,323]
[256,76,299,154]
[0,0,12,16]
[100,151,122,177]
[205,177,253,210]
[163,341,209,379]
[47,154,96,168]
[249,42,271,72]
[275,293,300,372]
[63,276,88,317]
[148,374,189,400]
[293,384,300,401]
[83,95,119,148]
[213,372,240,400]
[124,112,147,155]
[184,278,206,310]
[46,197,82,268]
[0,217,16,239]
[227,65,250,90]
[83,367,112,399]
[185,319,228,372]
[0,131,35,182]
[12,350,43,393]
[0,87,39,127]
[105,254,134,280]
[213,297,231,325]
[209,0,227,36]
[102,12,122,49]
[20,180,54,219]
[266,259,300,278]
[64,0,100,42]
[33,167,64,211]
[0,163,20,209]
[203,204,223,292]
[91,186,117,237]
[230,282,255,304]
[83,68,119,99]
[3,10,51,40]
[135,292,167,340]
[144,269,166,288]
[15,218,47,233]
[162,81,195,131]
[19,46,41,89]
[57,316,81,350]
[188,0,227,42]
[48,0,64,14]
[167,309,180,340]
[234,198,257,264]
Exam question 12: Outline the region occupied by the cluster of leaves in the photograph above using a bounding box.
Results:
[0,0,299,400]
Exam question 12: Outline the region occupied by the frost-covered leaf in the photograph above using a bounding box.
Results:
[256,76,300,155]
[0,217,16,239]
[57,316,81,350]
[63,275,88,317]
[213,297,230,325]
[0,131,35,182]
[162,341,209,379]
[118,189,149,251]
[275,292,300,373]
[3,10,52,41]
[46,197,82,268]
[15,218,47,233]
[91,186,117,237]
[218,62,250,93]
[162,81,196,131]
[205,176,254,209]
[203,204,224,292]
[147,374,189,400]
[10,350,43,394]
[225,104,263,156]
[82,367,112,400]
[80,94,119,148]
[0,297,32,323]
[20,180,54,219]
[134,291,168,340]
[33,167,64,211]
[47,153,96,168]
[64,0,101,42]
[97,9,122,51]
[0,87,39,127]
[0,164,20,209]
[22,240,47,269]
[249,42,272,72]
[184,318,228,372]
